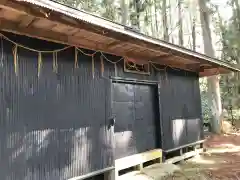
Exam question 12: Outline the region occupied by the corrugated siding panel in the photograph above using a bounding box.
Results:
[0,34,113,180]
[158,70,203,151]
[0,32,203,179]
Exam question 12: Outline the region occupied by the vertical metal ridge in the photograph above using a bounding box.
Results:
[0,38,114,180]
[0,33,203,180]
[159,71,202,151]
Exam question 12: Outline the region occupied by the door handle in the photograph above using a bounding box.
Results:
[108,117,115,129]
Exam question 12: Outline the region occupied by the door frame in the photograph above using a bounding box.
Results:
[110,76,158,85]
[110,76,163,158]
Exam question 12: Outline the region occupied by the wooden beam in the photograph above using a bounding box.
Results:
[199,70,220,77]
[0,9,5,18]
[0,1,229,76]
[185,63,201,70]
[18,15,35,27]
[66,28,79,36]
[153,57,216,72]
[0,0,164,54]
[0,19,111,55]
[151,59,196,72]
[0,1,32,15]
[185,63,220,72]
[0,19,151,61]
[0,19,71,44]
[105,40,124,49]
[1,0,237,75]
[151,54,173,61]
[0,0,8,7]
[0,19,223,76]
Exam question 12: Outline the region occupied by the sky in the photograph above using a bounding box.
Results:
[211,0,233,21]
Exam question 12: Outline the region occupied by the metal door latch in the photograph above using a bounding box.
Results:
[108,117,115,129]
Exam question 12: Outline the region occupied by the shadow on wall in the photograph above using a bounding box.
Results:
[0,33,113,180]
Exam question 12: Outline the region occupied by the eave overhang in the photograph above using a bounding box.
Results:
[0,0,239,77]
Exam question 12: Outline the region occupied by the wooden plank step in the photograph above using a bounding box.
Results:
[115,149,162,179]
[165,149,203,164]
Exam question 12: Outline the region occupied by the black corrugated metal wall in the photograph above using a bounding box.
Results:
[0,32,114,180]
[0,32,202,180]
[158,70,203,150]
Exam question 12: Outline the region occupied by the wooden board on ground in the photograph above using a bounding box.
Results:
[165,149,203,164]
[115,149,162,179]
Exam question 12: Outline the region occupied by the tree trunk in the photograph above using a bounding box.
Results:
[178,0,183,46]
[154,0,159,37]
[149,0,155,37]
[192,17,196,51]
[121,0,128,25]
[135,0,141,28]
[198,0,222,134]
[233,0,240,30]
[162,0,169,41]
[189,0,196,51]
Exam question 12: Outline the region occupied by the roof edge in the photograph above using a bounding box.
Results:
[9,0,240,74]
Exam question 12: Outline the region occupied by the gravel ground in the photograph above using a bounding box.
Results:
[163,133,240,180]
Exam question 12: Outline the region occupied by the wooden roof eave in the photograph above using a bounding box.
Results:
[0,0,239,77]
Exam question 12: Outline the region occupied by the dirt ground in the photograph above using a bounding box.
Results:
[165,133,240,180]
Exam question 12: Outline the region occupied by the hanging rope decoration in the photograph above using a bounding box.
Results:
[0,33,181,80]
[1,33,71,53]
[151,62,168,83]
[92,54,95,79]
[13,45,18,76]
[76,47,97,78]
[0,36,4,67]
[114,63,118,77]
[38,52,42,77]
[100,52,123,77]
[52,52,58,73]
[74,47,79,68]
[100,55,104,77]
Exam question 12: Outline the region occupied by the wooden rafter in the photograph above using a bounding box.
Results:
[0,1,174,55]
[0,0,238,76]
[18,15,35,27]
[106,41,125,49]
[0,19,154,62]
[0,8,5,18]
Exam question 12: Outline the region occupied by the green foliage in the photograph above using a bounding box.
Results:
[199,78,213,123]
[217,0,240,122]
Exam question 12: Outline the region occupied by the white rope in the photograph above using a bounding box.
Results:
[0,33,71,53]
[76,47,97,57]
[0,36,3,67]
[13,45,18,75]
[150,62,166,71]
[100,52,124,64]
[74,47,79,68]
